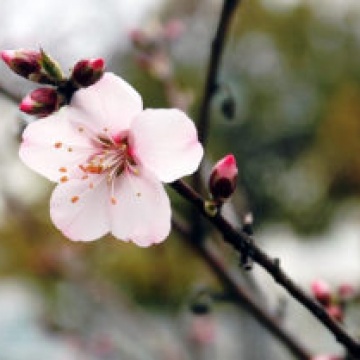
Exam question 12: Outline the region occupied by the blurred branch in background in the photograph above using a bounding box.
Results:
[172,215,311,359]
[171,179,360,358]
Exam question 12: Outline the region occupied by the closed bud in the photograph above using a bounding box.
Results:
[20,87,61,117]
[311,280,331,306]
[129,29,148,48]
[338,283,356,301]
[163,19,185,40]
[326,304,343,322]
[1,49,41,79]
[209,154,238,202]
[71,58,105,87]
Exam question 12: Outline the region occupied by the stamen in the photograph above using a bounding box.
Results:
[60,176,69,183]
[68,147,73,152]
[54,142,62,149]
[111,197,117,205]
[59,167,67,173]
[71,196,79,203]
[79,134,138,185]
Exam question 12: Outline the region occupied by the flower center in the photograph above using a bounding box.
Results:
[80,134,138,182]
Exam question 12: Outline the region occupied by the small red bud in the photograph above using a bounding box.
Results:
[1,49,41,79]
[71,58,105,87]
[326,304,343,322]
[209,154,238,202]
[338,283,356,301]
[311,280,331,306]
[20,87,60,117]
[164,19,185,40]
[129,29,148,48]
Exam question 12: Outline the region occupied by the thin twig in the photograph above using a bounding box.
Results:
[172,217,311,359]
[197,0,240,145]
[171,179,360,357]
[191,0,241,245]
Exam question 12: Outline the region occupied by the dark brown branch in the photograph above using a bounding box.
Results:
[191,0,241,245]
[197,0,241,145]
[171,179,360,357]
[172,217,311,359]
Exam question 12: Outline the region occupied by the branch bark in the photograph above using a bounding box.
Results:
[172,217,311,359]
[171,179,360,357]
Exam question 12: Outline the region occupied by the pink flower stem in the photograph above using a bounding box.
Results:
[172,216,311,359]
[171,179,360,357]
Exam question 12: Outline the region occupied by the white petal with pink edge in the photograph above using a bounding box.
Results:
[19,108,94,182]
[130,109,203,183]
[50,176,110,241]
[70,73,143,135]
[109,168,171,247]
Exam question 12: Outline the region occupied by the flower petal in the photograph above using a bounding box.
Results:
[71,72,143,134]
[109,168,171,247]
[19,108,93,182]
[50,176,110,241]
[130,109,203,183]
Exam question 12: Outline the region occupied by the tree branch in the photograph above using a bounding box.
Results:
[171,179,360,357]
[172,217,311,359]
[197,0,241,145]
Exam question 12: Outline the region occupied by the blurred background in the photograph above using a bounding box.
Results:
[0,0,360,359]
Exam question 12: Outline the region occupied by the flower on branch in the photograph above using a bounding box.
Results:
[19,73,203,246]
[209,154,238,203]
[20,87,61,118]
[1,49,42,80]
[311,279,331,306]
[1,49,64,84]
[71,58,105,88]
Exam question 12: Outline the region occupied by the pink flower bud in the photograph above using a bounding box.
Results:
[326,304,343,322]
[209,154,238,202]
[338,283,356,301]
[311,280,331,306]
[1,49,41,79]
[129,29,148,48]
[164,19,185,40]
[311,356,341,360]
[20,87,60,117]
[71,58,105,87]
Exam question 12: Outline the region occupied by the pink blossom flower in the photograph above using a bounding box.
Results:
[19,73,203,246]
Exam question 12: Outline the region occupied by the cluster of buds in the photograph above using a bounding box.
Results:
[311,280,356,323]
[130,19,184,81]
[1,49,105,118]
